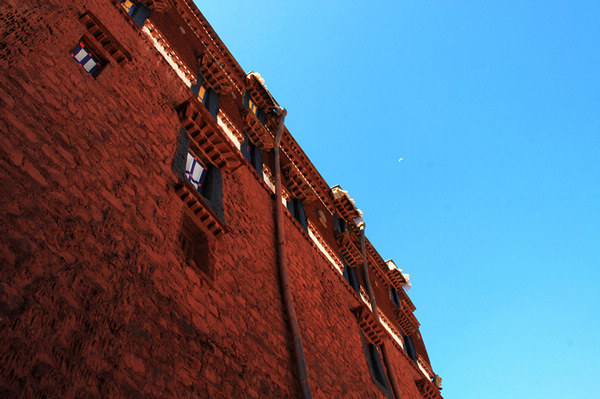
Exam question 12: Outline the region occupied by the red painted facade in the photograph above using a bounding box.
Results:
[0,1,443,398]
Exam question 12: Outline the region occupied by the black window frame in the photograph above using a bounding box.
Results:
[119,1,152,28]
[242,91,267,125]
[286,197,308,231]
[173,128,225,221]
[342,256,360,293]
[390,286,401,308]
[191,70,220,120]
[70,39,106,78]
[333,213,347,234]
[241,133,263,177]
[359,332,393,399]
[403,334,418,363]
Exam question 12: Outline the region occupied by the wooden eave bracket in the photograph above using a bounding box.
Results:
[283,164,317,202]
[178,0,245,92]
[368,254,393,285]
[351,305,385,346]
[245,112,274,150]
[200,52,233,94]
[396,303,420,336]
[337,233,363,267]
[141,0,174,12]
[174,181,227,237]
[246,74,277,110]
[415,378,443,399]
[177,97,242,171]
[388,268,408,291]
[334,194,361,222]
[397,286,416,312]
[79,12,132,66]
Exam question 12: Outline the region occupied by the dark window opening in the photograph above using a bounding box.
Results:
[404,334,418,363]
[179,214,212,276]
[71,40,105,77]
[390,286,401,307]
[119,1,151,28]
[241,133,263,177]
[342,256,360,293]
[287,197,308,231]
[368,343,389,389]
[243,91,267,124]
[199,163,224,221]
[333,213,347,234]
[359,332,393,399]
[191,70,220,120]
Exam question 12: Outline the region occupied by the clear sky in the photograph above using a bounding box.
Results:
[197,2,600,398]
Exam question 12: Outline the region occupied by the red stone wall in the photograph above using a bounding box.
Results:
[0,1,433,398]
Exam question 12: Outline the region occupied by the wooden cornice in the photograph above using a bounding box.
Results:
[174,181,227,237]
[415,378,443,399]
[337,232,363,268]
[176,97,242,171]
[141,0,174,12]
[396,302,420,336]
[387,267,408,291]
[246,74,277,110]
[199,51,233,94]
[333,192,361,222]
[245,112,274,150]
[283,163,317,202]
[79,12,132,66]
[351,305,385,346]
[177,0,246,93]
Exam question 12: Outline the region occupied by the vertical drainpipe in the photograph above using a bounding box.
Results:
[358,223,402,399]
[273,107,313,399]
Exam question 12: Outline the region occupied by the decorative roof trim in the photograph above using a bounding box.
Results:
[177,0,246,93]
[415,378,443,399]
[280,129,335,213]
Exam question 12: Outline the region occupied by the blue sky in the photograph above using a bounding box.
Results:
[198,2,600,398]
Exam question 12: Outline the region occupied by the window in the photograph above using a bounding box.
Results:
[358,332,393,399]
[173,128,224,222]
[243,91,266,124]
[185,151,207,190]
[71,41,104,76]
[119,1,152,28]
[191,70,220,120]
[390,286,401,308]
[342,256,360,293]
[403,334,418,363]
[179,211,212,276]
[333,213,347,234]
[241,134,263,177]
[367,343,390,390]
[287,197,307,231]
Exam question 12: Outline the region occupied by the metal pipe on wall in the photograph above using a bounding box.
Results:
[273,107,313,399]
[358,224,402,399]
